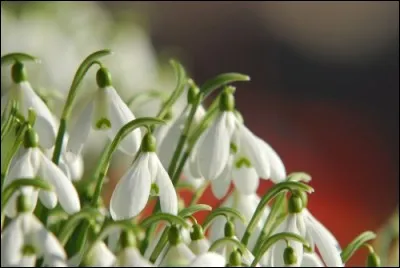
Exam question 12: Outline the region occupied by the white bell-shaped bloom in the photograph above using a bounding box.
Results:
[110,148,178,220]
[189,238,211,255]
[301,253,324,267]
[44,133,84,181]
[193,111,237,180]
[114,247,153,267]
[3,147,81,218]
[236,122,286,183]
[210,153,259,199]
[1,212,66,267]
[209,190,270,252]
[80,241,116,267]
[1,81,58,149]
[188,252,226,267]
[303,209,343,267]
[158,104,206,169]
[160,242,195,266]
[67,84,141,157]
[267,214,304,267]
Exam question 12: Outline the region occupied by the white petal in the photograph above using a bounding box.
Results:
[152,154,178,215]
[65,154,84,181]
[106,87,141,155]
[107,228,121,253]
[232,162,259,195]
[20,82,57,149]
[39,190,58,210]
[67,100,94,155]
[238,124,270,179]
[4,149,38,217]
[161,243,195,266]
[188,252,226,267]
[305,211,343,267]
[211,161,232,200]
[197,112,231,180]
[256,136,286,183]
[58,159,72,180]
[116,247,153,267]
[189,239,210,255]
[186,133,206,179]
[301,253,324,267]
[1,216,24,266]
[38,151,81,214]
[87,241,116,267]
[19,255,37,267]
[110,154,151,220]
[157,107,189,169]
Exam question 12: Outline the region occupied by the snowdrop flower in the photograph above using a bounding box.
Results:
[110,132,178,220]
[44,132,84,181]
[188,252,226,267]
[188,223,210,255]
[192,91,237,180]
[67,67,141,157]
[3,127,81,218]
[78,242,116,267]
[1,195,66,267]
[160,225,195,266]
[301,253,325,267]
[158,101,206,170]
[210,152,259,199]
[1,62,58,148]
[265,194,306,267]
[209,190,270,251]
[302,209,344,267]
[113,231,153,267]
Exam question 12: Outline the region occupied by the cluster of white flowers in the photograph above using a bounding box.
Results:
[0,50,382,267]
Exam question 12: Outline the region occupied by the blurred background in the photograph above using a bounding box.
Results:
[1,1,399,266]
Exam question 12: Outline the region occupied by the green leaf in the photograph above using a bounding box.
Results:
[179,204,212,218]
[140,213,189,229]
[1,53,40,65]
[200,73,250,98]
[1,178,52,208]
[202,207,246,230]
[156,60,187,120]
[341,231,377,263]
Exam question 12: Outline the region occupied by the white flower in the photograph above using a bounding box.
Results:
[158,104,206,169]
[188,252,226,267]
[236,121,286,183]
[3,147,81,218]
[189,238,210,255]
[79,242,116,267]
[67,85,141,156]
[110,151,178,220]
[114,247,153,267]
[160,243,195,267]
[210,153,259,199]
[1,212,66,267]
[209,190,270,251]
[303,209,343,267]
[301,253,324,267]
[266,214,304,267]
[192,111,237,180]
[1,81,57,149]
[44,133,84,181]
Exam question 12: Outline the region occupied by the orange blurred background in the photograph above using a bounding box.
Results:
[102,2,399,266]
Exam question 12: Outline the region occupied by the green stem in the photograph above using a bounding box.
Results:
[241,181,313,246]
[341,231,377,263]
[149,228,170,263]
[52,49,111,165]
[251,232,311,267]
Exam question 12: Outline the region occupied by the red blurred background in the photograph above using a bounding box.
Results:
[102,2,399,265]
